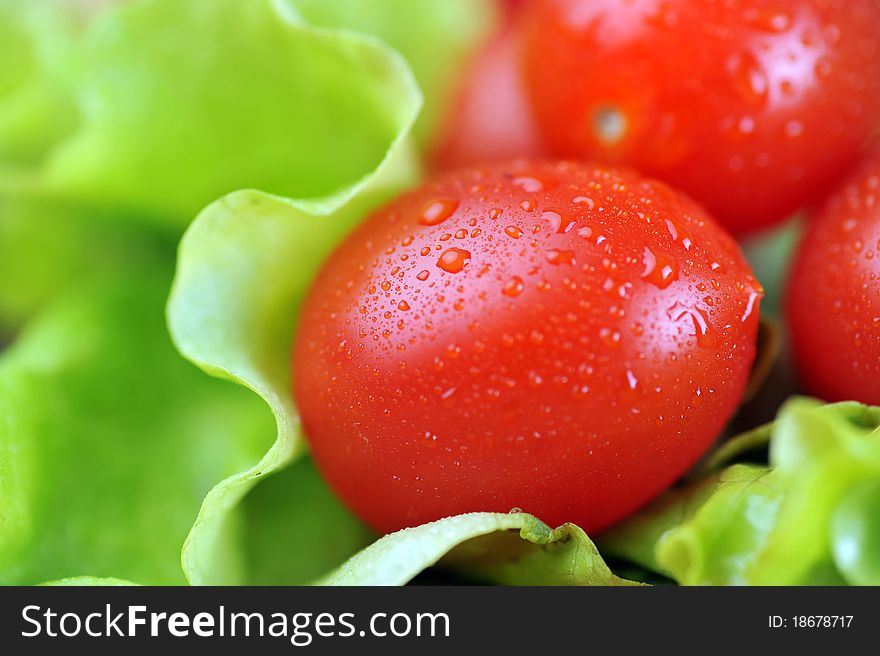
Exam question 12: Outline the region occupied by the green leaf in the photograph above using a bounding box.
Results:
[0,197,171,327]
[0,271,273,585]
[831,480,880,586]
[0,0,80,168]
[319,512,639,586]
[285,0,495,142]
[42,577,139,587]
[42,0,421,226]
[167,95,419,583]
[240,457,375,586]
[602,398,880,585]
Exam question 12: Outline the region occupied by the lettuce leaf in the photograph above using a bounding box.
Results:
[285,0,495,142]
[2,0,489,228]
[601,398,880,585]
[167,145,418,584]
[40,0,419,227]
[0,0,80,168]
[0,270,273,585]
[320,512,638,586]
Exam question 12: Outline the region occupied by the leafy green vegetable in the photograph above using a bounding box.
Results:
[0,270,272,585]
[0,0,79,168]
[285,0,495,142]
[320,512,639,586]
[0,197,171,327]
[43,577,139,587]
[601,398,880,585]
[42,0,419,227]
[167,119,419,585]
[241,458,376,585]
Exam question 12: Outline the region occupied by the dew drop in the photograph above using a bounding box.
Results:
[416,270,430,281]
[505,225,523,239]
[726,51,768,108]
[641,247,679,289]
[543,209,574,233]
[512,176,544,193]
[502,276,525,297]
[419,197,459,226]
[397,300,411,311]
[437,248,471,274]
[546,249,576,265]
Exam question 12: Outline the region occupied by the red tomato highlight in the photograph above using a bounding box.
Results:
[294,160,762,534]
[787,145,880,404]
[523,0,880,235]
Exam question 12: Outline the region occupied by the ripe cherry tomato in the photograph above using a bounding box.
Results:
[431,13,544,170]
[522,0,880,236]
[294,160,762,534]
[787,145,880,404]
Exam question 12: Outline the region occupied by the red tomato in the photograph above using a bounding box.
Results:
[522,0,880,236]
[431,17,544,170]
[294,160,762,534]
[787,145,880,404]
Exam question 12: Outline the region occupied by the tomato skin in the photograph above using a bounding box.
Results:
[787,146,880,404]
[523,0,880,236]
[294,160,762,535]
[431,16,544,170]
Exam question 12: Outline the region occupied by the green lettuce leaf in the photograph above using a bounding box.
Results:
[0,0,80,168]
[285,0,495,142]
[0,197,172,327]
[3,0,487,227]
[601,398,880,585]
[42,0,420,227]
[167,148,418,583]
[320,512,639,586]
[0,269,273,585]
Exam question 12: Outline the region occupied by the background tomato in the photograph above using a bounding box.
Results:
[523,0,880,236]
[787,146,880,404]
[294,160,762,534]
[431,8,544,169]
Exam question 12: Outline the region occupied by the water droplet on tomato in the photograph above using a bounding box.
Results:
[416,270,430,281]
[397,300,411,311]
[726,51,768,108]
[546,249,575,265]
[641,247,679,288]
[419,197,459,226]
[542,209,574,233]
[625,369,639,390]
[784,120,804,138]
[502,276,525,297]
[741,291,761,322]
[505,225,523,239]
[512,176,544,192]
[437,248,471,274]
[667,302,714,347]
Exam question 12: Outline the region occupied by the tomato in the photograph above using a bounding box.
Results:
[431,14,544,170]
[294,160,762,534]
[786,145,880,404]
[522,0,880,236]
